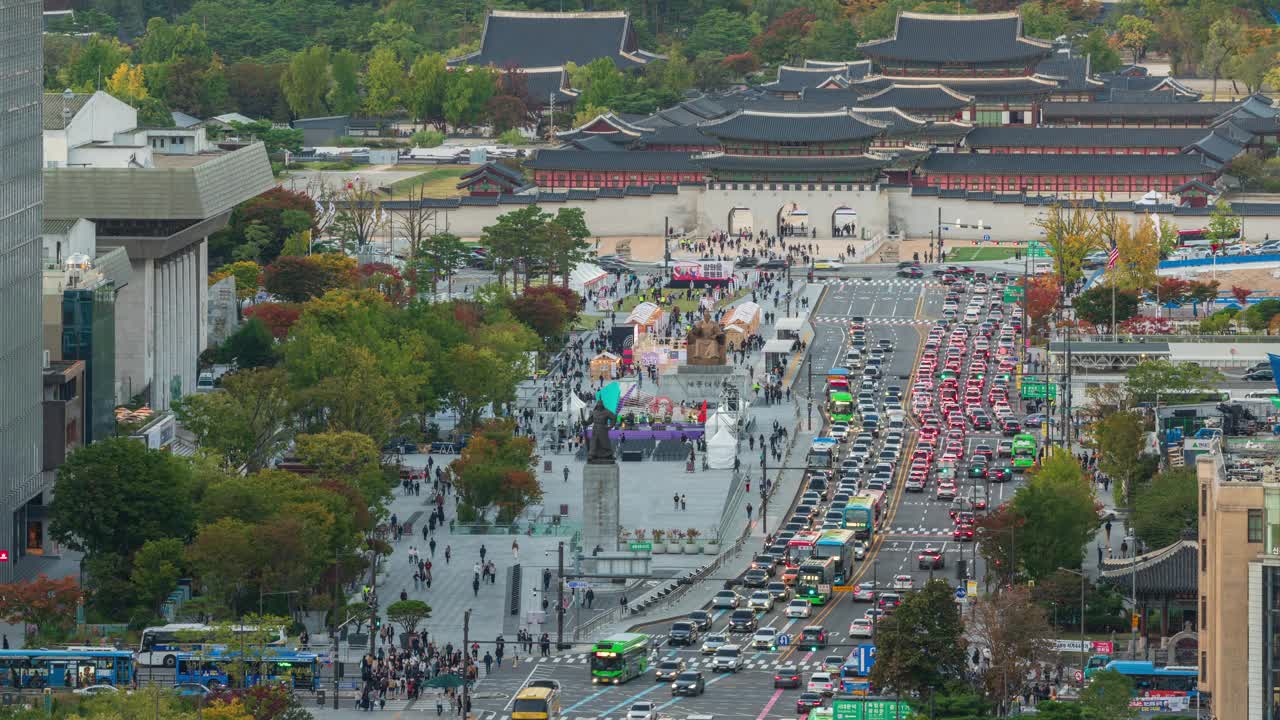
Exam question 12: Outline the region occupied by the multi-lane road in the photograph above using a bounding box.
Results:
[471,265,1034,720]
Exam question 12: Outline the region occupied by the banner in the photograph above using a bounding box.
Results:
[1129,695,1190,712]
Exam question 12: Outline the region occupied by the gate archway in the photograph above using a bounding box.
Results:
[777,202,809,238]
[728,207,754,236]
[833,206,858,238]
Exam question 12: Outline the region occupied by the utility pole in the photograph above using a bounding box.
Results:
[463,609,471,718]
[333,547,341,709]
[663,216,670,272]
[557,541,566,649]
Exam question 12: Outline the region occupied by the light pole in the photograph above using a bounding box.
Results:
[1126,534,1139,657]
[1058,567,1089,687]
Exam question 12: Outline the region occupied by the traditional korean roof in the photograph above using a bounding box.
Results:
[522,67,576,106]
[760,66,851,93]
[1216,93,1280,123]
[798,88,865,106]
[635,124,718,147]
[459,162,525,184]
[698,109,888,143]
[1099,540,1197,597]
[852,74,1057,99]
[963,127,1207,149]
[695,153,888,174]
[526,150,699,172]
[556,112,653,140]
[858,12,1053,65]
[1173,179,1218,195]
[921,152,1213,175]
[1184,129,1246,165]
[560,135,628,152]
[1101,73,1199,98]
[1041,102,1238,121]
[855,84,973,111]
[1035,53,1104,92]
[803,60,873,80]
[450,10,656,69]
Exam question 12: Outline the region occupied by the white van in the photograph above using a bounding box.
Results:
[196,372,215,392]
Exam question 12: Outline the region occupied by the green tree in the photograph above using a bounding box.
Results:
[799,17,860,60]
[868,579,966,697]
[481,205,552,288]
[59,34,131,91]
[1125,359,1223,403]
[449,420,541,521]
[1229,43,1278,94]
[1035,202,1103,286]
[328,49,361,115]
[1080,669,1136,720]
[441,345,512,429]
[406,52,449,128]
[1075,28,1122,73]
[49,437,197,558]
[174,367,295,473]
[685,8,757,57]
[130,538,186,616]
[136,18,212,65]
[1204,17,1244,101]
[186,518,259,614]
[414,231,469,294]
[1074,284,1139,328]
[750,8,815,66]
[281,45,332,118]
[1020,1,1076,40]
[1131,467,1198,548]
[364,45,404,116]
[219,317,276,368]
[1208,198,1241,241]
[227,120,304,155]
[386,599,432,634]
[295,431,393,506]
[691,51,731,91]
[1115,15,1156,63]
[1095,410,1155,505]
[567,58,629,111]
[1011,448,1098,580]
[443,67,497,129]
[1034,701,1084,720]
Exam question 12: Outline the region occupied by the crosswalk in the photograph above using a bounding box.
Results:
[818,278,944,288]
[484,715,667,720]
[527,653,836,673]
[888,526,969,536]
[812,317,935,326]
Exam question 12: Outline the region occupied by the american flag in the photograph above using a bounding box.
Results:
[1106,241,1120,269]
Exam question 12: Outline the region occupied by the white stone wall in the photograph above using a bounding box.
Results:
[1250,561,1262,720]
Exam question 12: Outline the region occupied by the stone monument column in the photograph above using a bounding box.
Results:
[582,400,621,568]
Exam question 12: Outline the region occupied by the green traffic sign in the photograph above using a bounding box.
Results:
[1021,381,1058,400]
[1028,241,1048,258]
[833,698,914,720]
[628,542,652,552]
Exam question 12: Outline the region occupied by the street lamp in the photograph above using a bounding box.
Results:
[1057,567,1089,687]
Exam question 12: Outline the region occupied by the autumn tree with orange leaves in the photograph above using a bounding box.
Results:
[449,419,541,524]
[0,574,81,641]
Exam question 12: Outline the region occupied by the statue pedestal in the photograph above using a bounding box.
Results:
[581,462,620,567]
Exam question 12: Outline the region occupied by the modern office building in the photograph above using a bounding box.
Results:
[0,0,46,579]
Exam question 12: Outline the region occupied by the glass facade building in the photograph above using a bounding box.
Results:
[0,0,45,578]
[61,285,115,445]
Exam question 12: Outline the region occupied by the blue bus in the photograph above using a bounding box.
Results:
[0,649,135,689]
[176,649,320,691]
[1098,661,1198,697]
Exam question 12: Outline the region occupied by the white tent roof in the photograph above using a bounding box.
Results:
[626,301,662,326]
[569,262,608,294]
[705,407,737,437]
[724,301,761,327]
[707,427,737,469]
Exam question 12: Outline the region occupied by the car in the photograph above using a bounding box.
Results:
[968,463,988,479]
[743,568,769,587]
[813,259,844,270]
[821,655,846,674]
[735,256,759,268]
[782,566,799,585]
[1246,368,1275,382]
[751,554,776,575]
[669,621,698,646]
[671,671,706,696]
[807,672,836,696]
[897,266,924,278]
[73,685,121,696]
[655,658,686,681]
[712,645,744,672]
[800,625,828,650]
[936,482,957,501]
[753,627,779,650]
[748,590,775,612]
[627,702,658,720]
[796,692,826,713]
[997,440,1014,457]
[954,524,976,542]
[973,444,994,460]
[849,618,874,637]
[1024,414,1045,428]
[878,593,902,609]
[759,258,787,270]
[173,683,212,697]
[782,599,813,619]
[989,466,1013,483]
[774,664,803,689]
[729,609,758,633]
[767,581,791,602]
[864,608,886,622]
[712,590,741,608]
[688,610,712,631]
[854,541,868,560]
[892,574,914,591]
[853,584,876,601]
[918,546,945,569]
[701,633,728,654]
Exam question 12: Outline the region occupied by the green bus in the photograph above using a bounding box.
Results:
[1012,433,1037,471]
[797,557,837,605]
[590,633,651,685]
[829,391,854,424]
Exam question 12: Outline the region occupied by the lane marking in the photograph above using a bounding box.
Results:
[564,687,612,714]
[756,689,785,720]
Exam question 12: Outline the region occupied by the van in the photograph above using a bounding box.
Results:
[196,372,215,393]
[712,645,743,672]
[512,685,561,720]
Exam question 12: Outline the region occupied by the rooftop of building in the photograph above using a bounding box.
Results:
[42,92,94,130]
[857,11,1053,65]
[449,10,656,70]
[698,109,889,143]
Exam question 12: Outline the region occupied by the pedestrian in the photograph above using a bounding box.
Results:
[563,466,570,483]
[429,538,437,557]
[620,594,628,611]
[673,493,679,510]
[480,544,487,562]
[746,502,753,521]
[483,652,493,674]
[680,494,687,510]
[473,577,480,596]
[1096,543,1103,566]
[445,545,452,564]
[473,561,482,581]
[512,540,520,561]
[586,587,595,608]
[1104,520,1112,541]
[1120,540,1129,556]
[542,567,552,592]
[436,697,444,715]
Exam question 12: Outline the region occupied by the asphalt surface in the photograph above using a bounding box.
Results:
[468,267,1037,720]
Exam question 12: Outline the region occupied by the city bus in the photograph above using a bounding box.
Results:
[1094,661,1198,698]
[829,391,854,424]
[1011,434,1037,472]
[175,649,319,690]
[806,438,838,469]
[827,369,851,394]
[590,633,651,685]
[0,650,135,689]
[512,685,562,720]
[814,529,858,585]
[796,557,837,605]
[138,623,288,667]
[786,530,821,568]
[843,490,884,540]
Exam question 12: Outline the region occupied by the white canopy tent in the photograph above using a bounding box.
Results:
[569,262,609,295]
[704,407,738,437]
[706,427,738,469]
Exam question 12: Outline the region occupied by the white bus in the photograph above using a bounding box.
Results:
[138,623,287,667]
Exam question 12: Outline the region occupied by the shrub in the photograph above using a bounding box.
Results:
[412,130,445,148]
[498,128,529,146]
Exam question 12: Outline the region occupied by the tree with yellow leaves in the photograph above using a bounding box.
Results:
[1034,202,1103,286]
[201,698,254,720]
[105,63,148,105]
[1110,216,1161,292]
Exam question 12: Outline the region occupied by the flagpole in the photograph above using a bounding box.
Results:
[1111,282,1116,342]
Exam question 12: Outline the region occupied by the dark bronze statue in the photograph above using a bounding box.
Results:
[686,308,728,365]
[587,400,616,464]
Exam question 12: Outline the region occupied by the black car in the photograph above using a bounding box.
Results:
[796,692,825,713]
[671,671,705,696]
[774,664,802,689]
[743,569,769,587]
[898,266,925,279]
[970,415,992,431]
[668,621,698,646]
[751,554,776,575]
[759,258,787,270]
[1001,419,1021,436]
[688,610,712,631]
[1246,368,1275,382]
[735,256,759,268]
[728,609,758,633]
[989,466,1013,483]
[800,626,828,650]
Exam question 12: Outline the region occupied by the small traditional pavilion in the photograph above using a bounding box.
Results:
[1099,538,1198,639]
[455,162,527,196]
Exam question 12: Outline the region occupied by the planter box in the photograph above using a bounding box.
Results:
[652,542,667,554]
[703,543,720,555]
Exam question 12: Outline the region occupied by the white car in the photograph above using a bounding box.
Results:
[712,645,743,672]
[747,590,774,612]
[626,701,657,720]
[807,671,836,696]
[701,633,729,654]
[829,424,849,440]
[73,685,121,696]
[752,627,778,650]
[852,584,876,602]
[893,574,914,591]
[849,618,874,638]
[712,590,741,608]
[785,599,812,618]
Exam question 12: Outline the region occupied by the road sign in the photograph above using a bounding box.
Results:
[1075,670,1084,683]
[954,586,966,600]
[1028,241,1048,258]
[833,699,913,720]
[777,633,791,647]
[628,542,652,552]
[966,580,978,598]
[983,234,991,242]
[1021,381,1057,400]
[566,581,589,589]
